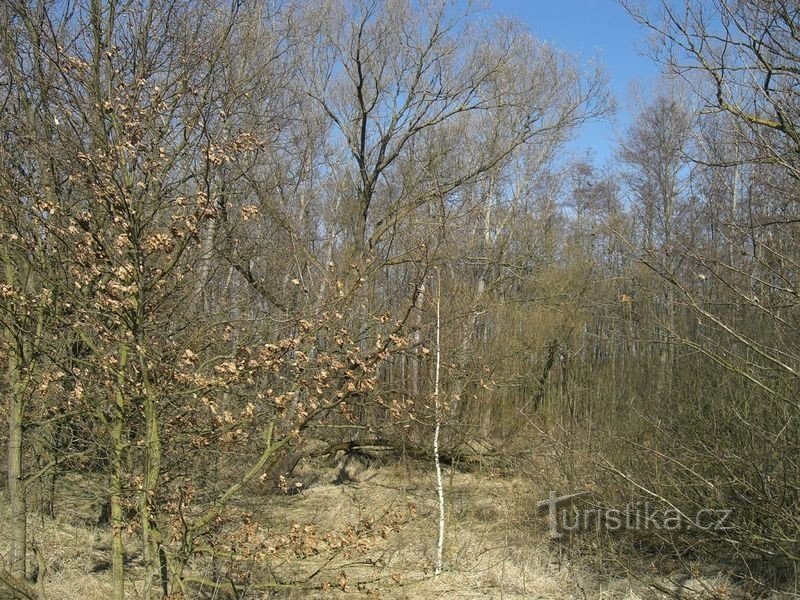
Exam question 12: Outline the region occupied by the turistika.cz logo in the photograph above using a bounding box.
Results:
[536,491,733,540]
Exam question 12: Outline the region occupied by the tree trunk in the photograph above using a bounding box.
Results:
[3,240,27,579]
[140,372,164,599]
[110,345,129,600]
[7,356,26,579]
[409,283,425,398]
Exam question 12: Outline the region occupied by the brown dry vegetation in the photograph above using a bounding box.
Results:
[0,457,774,599]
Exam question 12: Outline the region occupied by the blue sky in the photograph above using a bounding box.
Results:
[490,0,662,165]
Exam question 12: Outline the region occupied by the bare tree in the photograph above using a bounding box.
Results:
[304,0,606,261]
[619,90,694,400]
[612,1,800,587]
[622,0,800,178]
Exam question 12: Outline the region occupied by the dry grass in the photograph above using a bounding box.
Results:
[0,487,116,599]
[0,462,758,599]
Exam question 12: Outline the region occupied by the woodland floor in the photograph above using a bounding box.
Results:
[0,457,790,599]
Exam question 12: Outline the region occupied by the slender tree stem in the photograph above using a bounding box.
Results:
[433,268,445,576]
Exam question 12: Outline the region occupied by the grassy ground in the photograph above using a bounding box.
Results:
[0,460,765,599]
